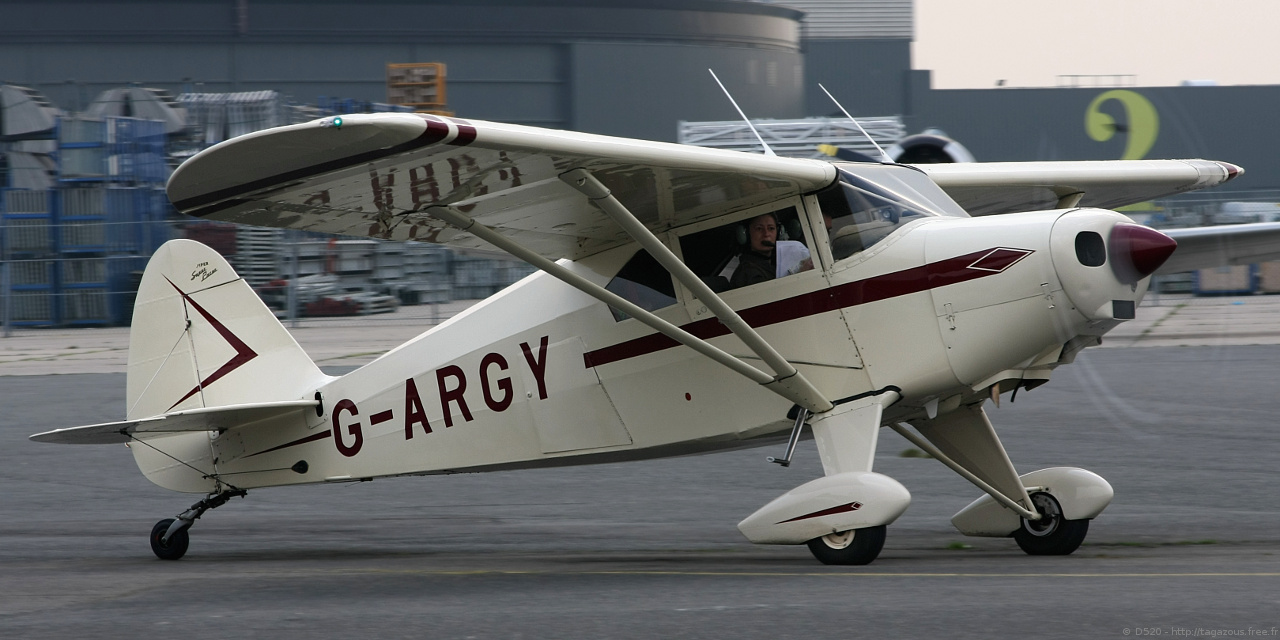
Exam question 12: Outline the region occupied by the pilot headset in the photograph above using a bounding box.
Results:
[736,212,789,246]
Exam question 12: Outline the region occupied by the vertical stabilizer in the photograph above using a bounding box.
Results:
[127,239,331,420]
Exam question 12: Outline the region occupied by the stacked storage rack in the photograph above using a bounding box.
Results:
[58,187,113,325]
[47,116,170,325]
[400,242,452,304]
[386,63,451,115]
[232,227,283,289]
[452,253,537,300]
[1,189,57,325]
[58,188,162,324]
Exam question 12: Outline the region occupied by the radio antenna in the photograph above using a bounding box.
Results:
[819,83,893,163]
[708,69,776,157]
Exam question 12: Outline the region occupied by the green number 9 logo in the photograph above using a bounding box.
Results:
[1085,90,1159,160]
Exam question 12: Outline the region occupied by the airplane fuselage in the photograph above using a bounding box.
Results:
[151,206,1143,493]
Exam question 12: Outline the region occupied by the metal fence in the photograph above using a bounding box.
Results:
[0,214,536,334]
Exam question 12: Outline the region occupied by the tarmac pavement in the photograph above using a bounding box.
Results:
[3,293,1280,638]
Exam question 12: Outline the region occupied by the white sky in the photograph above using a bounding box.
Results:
[914,0,1279,89]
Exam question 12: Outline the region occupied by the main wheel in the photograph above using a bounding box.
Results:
[150,518,189,560]
[1014,492,1088,556]
[806,525,887,565]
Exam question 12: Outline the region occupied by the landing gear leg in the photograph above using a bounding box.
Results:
[149,488,247,560]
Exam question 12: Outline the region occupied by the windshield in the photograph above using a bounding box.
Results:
[819,163,967,260]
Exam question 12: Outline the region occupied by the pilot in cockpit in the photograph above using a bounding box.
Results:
[718,212,811,289]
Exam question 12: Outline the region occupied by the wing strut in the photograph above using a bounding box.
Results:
[427,202,830,413]
[558,168,831,412]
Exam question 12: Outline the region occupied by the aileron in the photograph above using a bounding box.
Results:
[918,159,1241,216]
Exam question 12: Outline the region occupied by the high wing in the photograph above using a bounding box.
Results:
[910,160,1280,274]
[916,160,1242,216]
[29,400,318,445]
[167,113,836,261]
[168,113,839,411]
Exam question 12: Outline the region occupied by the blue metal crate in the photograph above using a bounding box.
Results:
[59,288,110,325]
[5,291,56,325]
[9,258,56,288]
[57,116,168,185]
[2,213,54,254]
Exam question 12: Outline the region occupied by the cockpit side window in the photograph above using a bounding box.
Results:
[678,205,811,293]
[604,249,677,322]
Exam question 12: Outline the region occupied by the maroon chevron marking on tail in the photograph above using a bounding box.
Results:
[164,277,259,411]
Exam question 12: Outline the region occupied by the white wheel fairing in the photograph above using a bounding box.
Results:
[738,471,910,545]
[951,467,1114,537]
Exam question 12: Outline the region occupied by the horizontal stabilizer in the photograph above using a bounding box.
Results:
[29,399,318,445]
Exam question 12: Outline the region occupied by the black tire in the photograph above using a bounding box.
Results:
[150,518,189,561]
[1013,492,1089,556]
[806,525,887,565]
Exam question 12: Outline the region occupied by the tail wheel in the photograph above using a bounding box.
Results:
[806,525,887,565]
[1014,492,1089,556]
[150,518,189,561]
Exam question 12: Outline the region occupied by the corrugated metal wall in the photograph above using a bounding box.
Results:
[0,1,807,142]
[760,0,913,39]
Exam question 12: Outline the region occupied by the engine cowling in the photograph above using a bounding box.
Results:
[1050,209,1176,322]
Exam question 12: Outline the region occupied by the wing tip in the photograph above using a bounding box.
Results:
[29,427,131,445]
[1217,161,1244,182]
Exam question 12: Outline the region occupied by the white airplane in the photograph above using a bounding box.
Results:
[30,113,1280,564]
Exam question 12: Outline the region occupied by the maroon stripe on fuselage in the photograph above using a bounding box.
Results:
[582,247,1031,369]
[246,429,332,458]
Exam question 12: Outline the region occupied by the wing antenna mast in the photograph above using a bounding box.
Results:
[708,68,776,157]
[819,83,893,163]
